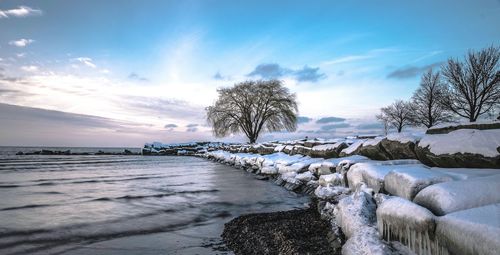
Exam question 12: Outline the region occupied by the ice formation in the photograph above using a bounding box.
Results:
[335,191,393,254]
[376,197,446,255]
[435,203,500,255]
[384,166,454,200]
[413,174,500,216]
[347,160,421,193]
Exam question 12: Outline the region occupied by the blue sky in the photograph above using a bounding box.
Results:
[0,0,499,146]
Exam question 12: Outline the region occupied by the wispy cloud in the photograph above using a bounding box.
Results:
[387,62,443,79]
[74,57,97,68]
[322,55,372,66]
[128,72,148,81]
[20,65,39,72]
[247,63,326,82]
[9,39,34,47]
[0,6,42,18]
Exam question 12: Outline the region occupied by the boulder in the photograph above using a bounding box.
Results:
[309,142,348,158]
[379,138,417,160]
[435,203,500,255]
[376,197,440,255]
[384,166,453,200]
[355,138,391,160]
[416,128,500,168]
[426,121,500,134]
[291,145,312,156]
[413,174,500,216]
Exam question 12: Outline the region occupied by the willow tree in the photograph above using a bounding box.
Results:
[206,80,298,143]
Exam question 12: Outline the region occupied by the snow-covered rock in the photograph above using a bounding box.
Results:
[435,203,500,255]
[340,139,366,156]
[377,197,440,255]
[318,173,343,186]
[413,174,500,216]
[416,128,500,168]
[278,157,323,174]
[335,191,377,238]
[314,185,350,200]
[380,132,422,160]
[335,192,393,254]
[356,137,391,160]
[294,171,315,182]
[384,166,454,200]
[426,120,500,134]
[309,142,348,158]
[308,155,369,176]
[347,160,421,193]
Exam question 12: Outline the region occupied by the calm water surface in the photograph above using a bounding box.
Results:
[0,147,309,254]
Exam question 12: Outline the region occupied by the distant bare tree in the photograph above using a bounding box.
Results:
[375,113,390,135]
[411,69,452,128]
[206,80,298,143]
[440,46,500,122]
[377,100,414,133]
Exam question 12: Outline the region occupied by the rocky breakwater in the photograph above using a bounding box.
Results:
[198,124,500,254]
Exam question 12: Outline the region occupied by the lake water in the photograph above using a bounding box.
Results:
[0,147,309,255]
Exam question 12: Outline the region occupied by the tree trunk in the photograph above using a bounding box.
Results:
[248,135,256,144]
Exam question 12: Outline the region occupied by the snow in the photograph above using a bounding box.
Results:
[314,185,350,199]
[295,171,315,182]
[308,155,369,176]
[273,145,285,152]
[318,173,343,186]
[341,139,365,155]
[418,129,500,157]
[386,132,423,143]
[432,167,500,180]
[347,160,422,193]
[429,120,499,130]
[436,203,500,255]
[413,174,500,216]
[311,142,344,151]
[384,166,454,200]
[362,137,384,147]
[376,197,440,255]
[278,157,323,174]
[335,191,377,238]
[280,172,300,184]
[335,192,393,254]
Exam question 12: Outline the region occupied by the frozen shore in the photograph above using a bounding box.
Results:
[145,121,500,255]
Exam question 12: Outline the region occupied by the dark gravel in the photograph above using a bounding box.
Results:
[221,204,338,255]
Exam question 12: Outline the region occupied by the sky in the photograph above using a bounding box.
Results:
[0,0,499,146]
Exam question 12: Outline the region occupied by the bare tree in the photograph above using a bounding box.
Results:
[411,69,452,128]
[377,100,414,133]
[440,46,500,122]
[375,113,390,135]
[206,80,298,143]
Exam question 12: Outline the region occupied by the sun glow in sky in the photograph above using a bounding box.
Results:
[1,0,499,146]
